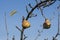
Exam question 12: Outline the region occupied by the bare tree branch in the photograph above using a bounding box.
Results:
[43,0,56,8]
[20,28,24,40]
[35,0,39,9]
[53,12,60,40]
[26,0,56,20]
[55,8,60,38]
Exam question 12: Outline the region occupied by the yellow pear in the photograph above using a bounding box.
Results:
[43,19,51,29]
[22,19,30,29]
[45,19,51,25]
[43,22,51,29]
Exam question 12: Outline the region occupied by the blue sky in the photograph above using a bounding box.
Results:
[0,0,60,40]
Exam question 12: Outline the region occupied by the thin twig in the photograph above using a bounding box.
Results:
[16,26,22,32]
[24,34,27,40]
[39,7,46,19]
[28,3,33,8]
[4,12,9,40]
[55,9,60,38]
[53,13,60,40]
[26,6,29,13]
[12,35,15,40]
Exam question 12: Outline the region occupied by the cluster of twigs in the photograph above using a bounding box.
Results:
[16,0,59,40]
[4,0,60,40]
[19,0,57,40]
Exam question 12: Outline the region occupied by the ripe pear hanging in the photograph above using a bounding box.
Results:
[22,19,30,29]
[43,19,51,29]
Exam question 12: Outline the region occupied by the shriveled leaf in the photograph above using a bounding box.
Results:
[10,10,17,16]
